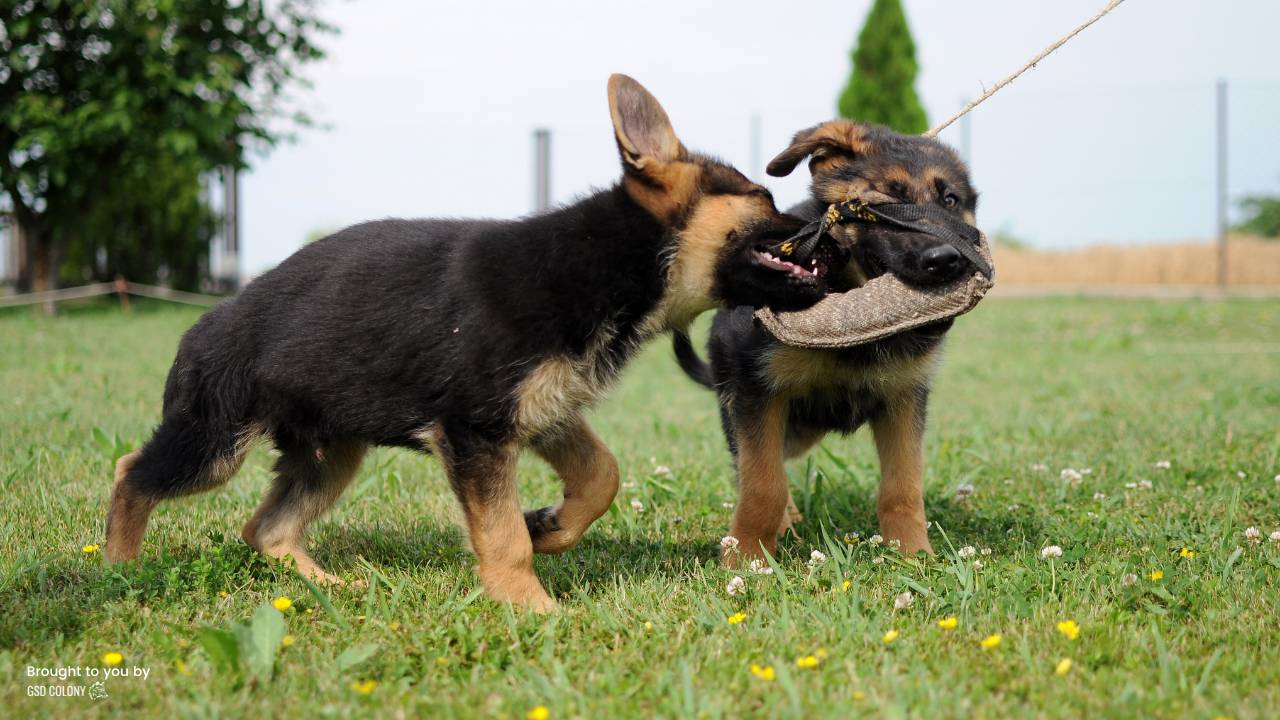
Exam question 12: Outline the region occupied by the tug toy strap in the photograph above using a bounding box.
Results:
[781,199,992,278]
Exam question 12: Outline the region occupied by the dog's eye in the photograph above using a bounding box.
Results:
[942,194,959,209]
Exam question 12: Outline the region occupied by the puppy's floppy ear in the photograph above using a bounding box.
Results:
[608,74,683,171]
[766,120,871,177]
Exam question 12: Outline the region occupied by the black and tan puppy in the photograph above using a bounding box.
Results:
[674,120,979,563]
[104,75,840,611]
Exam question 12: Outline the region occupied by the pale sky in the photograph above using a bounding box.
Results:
[240,0,1280,276]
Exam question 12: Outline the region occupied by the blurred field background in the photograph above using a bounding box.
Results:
[992,235,1280,290]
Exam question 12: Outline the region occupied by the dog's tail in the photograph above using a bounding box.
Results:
[672,331,714,389]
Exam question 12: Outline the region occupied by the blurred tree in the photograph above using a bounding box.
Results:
[1234,195,1280,239]
[837,0,928,133]
[0,1,331,294]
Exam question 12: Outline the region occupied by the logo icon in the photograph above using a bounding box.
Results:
[87,682,108,701]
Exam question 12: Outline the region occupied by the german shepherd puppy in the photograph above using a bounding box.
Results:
[104,75,840,611]
[674,120,978,563]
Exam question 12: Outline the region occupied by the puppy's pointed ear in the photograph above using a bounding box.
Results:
[766,120,871,177]
[608,74,683,171]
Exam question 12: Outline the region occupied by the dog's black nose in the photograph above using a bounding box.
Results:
[921,244,964,281]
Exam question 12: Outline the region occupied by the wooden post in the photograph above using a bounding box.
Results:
[533,129,551,212]
[1216,79,1228,289]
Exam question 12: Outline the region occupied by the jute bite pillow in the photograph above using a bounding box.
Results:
[754,232,994,349]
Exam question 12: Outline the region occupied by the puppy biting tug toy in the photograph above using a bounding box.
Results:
[754,199,994,349]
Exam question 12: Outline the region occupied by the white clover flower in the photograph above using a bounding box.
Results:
[888,539,901,550]
[869,534,884,546]
[726,576,746,596]
[871,556,885,565]
[1093,492,1107,501]
[1237,471,1247,479]
[1270,530,1280,544]
[972,559,984,570]
[1007,504,1020,512]
[721,501,735,509]
[621,481,637,490]
[1082,468,1093,475]
[748,558,774,575]
[630,498,645,513]
[720,535,740,551]
[1041,545,1064,559]
[955,483,975,498]
[1274,474,1280,485]
[981,547,993,556]
[809,549,828,566]
[1154,460,1171,469]
[653,465,672,478]
[843,532,861,544]
[957,546,976,559]
[893,591,914,610]
[1031,463,1048,472]
[1121,573,1138,586]
[1139,479,1153,490]
[1244,527,1261,544]
[1086,511,1098,520]
[1060,468,1083,485]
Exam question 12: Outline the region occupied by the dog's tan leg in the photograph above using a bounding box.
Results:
[725,397,790,565]
[242,438,367,586]
[428,429,555,612]
[526,415,620,554]
[871,391,934,556]
[104,451,155,562]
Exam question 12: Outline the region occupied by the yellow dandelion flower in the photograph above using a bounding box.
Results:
[750,663,776,681]
[1057,620,1080,640]
[815,648,829,659]
[174,659,190,676]
[1055,658,1073,676]
[350,679,377,695]
[980,634,1002,649]
[937,616,959,630]
[281,634,295,648]
[436,656,450,667]
[842,579,852,592]
[644,621,653,631]
[852,691,866,701]
[727,612,747,625]
[1179,547,1195,559]
[1149,570,1164,581]
[82,544,100,554]
[218,590,229,598]
[388,622,401,631]
[526,706,550,720]
[882,629,900,644]
[102,651,123,666]
[272,596,293,611]
[795,655,820,669]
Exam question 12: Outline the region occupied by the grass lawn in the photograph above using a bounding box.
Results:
[2,297,1278,719]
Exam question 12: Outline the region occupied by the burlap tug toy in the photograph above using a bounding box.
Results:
[754,199,994,350]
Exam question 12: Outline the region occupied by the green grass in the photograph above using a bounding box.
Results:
[2,297,1278,719]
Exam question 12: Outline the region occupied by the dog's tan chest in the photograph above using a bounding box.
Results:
[763,344,942,398]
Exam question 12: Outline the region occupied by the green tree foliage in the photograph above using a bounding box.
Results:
[1234,195,1280,239]
[837,0,928,133]
[0,1,331,291]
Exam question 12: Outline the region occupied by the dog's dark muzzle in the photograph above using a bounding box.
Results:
[774,199,991,279]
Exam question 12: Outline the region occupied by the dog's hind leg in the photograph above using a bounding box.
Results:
[525,414,620,554]
[241,437,367,586]
[871,388,935,556]
[425,425,555,612]
[105,418,261,563]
